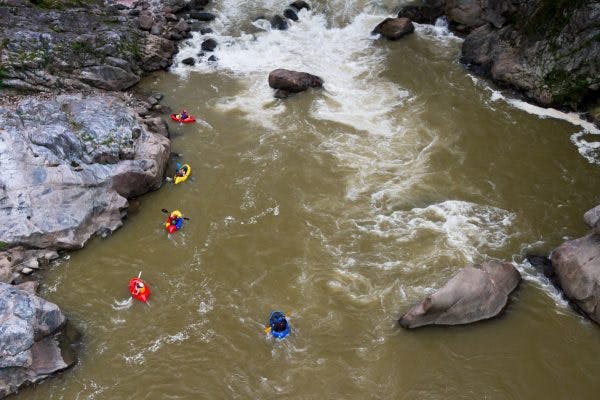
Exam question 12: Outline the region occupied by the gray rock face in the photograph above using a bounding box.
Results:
[372,17,415,40]
[397,0,599,110]
[458,0,599,109]
[551,234,600,324]
[268,69,323,98]
[79,65,141,91]
[399,260,521,328]
[0,282,72,398]
[0,0,191,92]
[0,94,170,251]
[583,205,600,235]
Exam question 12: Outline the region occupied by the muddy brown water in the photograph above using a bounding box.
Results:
[19,1,600,399]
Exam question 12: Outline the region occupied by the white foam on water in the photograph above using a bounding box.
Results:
[111,297,133,310]
[414,17,462,43]
[474,76,600,164]
[173,7,410,136]
[354,200,516,263]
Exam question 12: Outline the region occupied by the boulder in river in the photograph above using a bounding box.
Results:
[397,0,445,24]
[550,233,600,324]
[399,260,521,328]
[372,17,415,40]
[190,11,216,22]
[0,282,75,398]
[201,38,217,52]
[290,1,311,11]
[284,8,299,22]
[268,69,323,98]
[271,15,289,30]
[181,57,196,66]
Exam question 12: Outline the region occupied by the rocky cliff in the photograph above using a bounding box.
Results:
[399,0,600,113]
[0,0,202,92]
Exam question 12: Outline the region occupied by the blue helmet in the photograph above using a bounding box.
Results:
[269,311,287,332]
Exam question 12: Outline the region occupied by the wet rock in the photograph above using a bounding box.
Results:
[150,23,163,35]
[181,57,195,66]
[526,254,556,281]
[372,17,415,40]
[284,8,299,22]
[0,94,170,251]
[207,55,217,62]
[271,15,289,30]
[274,89,292,99]
[144,117,170,138]
[584,204,600,235]
[551,234,600,324]
[200,27,213,34]
[201,38,217,52]
[399,260,521,328]
[190,11,216,21]
[398,0,445,24]
[190,0,210,10]
[459,0,600,109]
[79,65,140,91]
[0,282,73,398]
[138,11,154,31]
[290,1,311,11]
[268,69,323,97]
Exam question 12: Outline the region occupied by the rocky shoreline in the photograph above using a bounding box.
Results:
[395,0,600,125]
[0,0,218,396]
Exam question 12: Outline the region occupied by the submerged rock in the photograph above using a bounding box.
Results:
[201,38,217,52]
[0,282,75,398]
[268,69,323,98]
[0,93,170,251]
[372,17,415,40]
[181,57,196,65]
[551,234,600,324]
[399,260,521,328]
[271,15,289,30]
[290,1,311,12]
[283,8,299,22]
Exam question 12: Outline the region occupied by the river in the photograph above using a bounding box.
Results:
[19,1,600,399]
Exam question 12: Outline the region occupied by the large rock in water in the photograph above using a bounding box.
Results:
[372,17,415,40]
[0,93,170,250]
[0,282,73,398]
[268,69,323,98]
[399,260,521,328]
[550,234,600,324]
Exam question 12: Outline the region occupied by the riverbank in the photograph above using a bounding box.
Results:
[0,0,216,396]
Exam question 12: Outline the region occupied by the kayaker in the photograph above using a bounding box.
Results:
[269,311,288,333]
[180,109,189,120]
[176,165,186,177]
[133,281,146,296]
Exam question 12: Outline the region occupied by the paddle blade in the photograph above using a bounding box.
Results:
[264,326,272,334]
[161,208,169,213]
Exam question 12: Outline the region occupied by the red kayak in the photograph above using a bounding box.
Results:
[129,277,150,303]
[170,113,196,123]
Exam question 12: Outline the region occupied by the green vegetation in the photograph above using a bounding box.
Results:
[29,0,101,10]
[0,241,8,250]
[0,66,6,88]
[544,69,595,107]
[117,36,142,61]
[519,0,587,40]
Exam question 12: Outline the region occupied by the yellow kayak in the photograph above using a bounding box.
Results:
[174,164,191,185]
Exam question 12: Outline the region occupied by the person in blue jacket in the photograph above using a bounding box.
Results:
[268,311,290,339]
